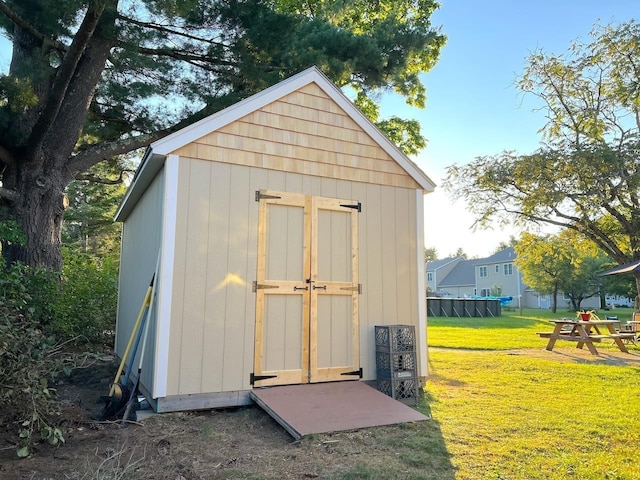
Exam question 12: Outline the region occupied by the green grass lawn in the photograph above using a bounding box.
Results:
[427,307,637,350]
[420,308,640,480]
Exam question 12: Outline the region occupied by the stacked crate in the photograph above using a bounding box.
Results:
[375,325,419,405]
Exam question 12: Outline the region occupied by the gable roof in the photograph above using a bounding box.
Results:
[438,259,477,287]
[115,66,435,221]
[426,257,462,271]
[433,249,517,288]
[478,247,517,264]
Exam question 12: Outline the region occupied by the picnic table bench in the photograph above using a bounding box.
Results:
[537,319,633,355]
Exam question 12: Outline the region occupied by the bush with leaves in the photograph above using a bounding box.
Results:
[50,247,119,345]
[0,222,118,456]
[0,265,68,457]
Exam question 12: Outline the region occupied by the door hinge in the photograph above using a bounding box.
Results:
[341,368,363,378]
[340,202,361,212]
[255,190,282,202]
[252,281,279,292]
[250,373,278,385]
[340,284,362,294]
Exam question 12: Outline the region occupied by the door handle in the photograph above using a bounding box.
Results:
[294,286,308,291]
[313,285,327,290]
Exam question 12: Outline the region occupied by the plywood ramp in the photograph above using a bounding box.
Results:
[250,382,428,440]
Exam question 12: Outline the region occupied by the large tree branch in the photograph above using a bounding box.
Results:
[116,14,226,46]
[46,3,122,170]
[67,133,159,174]
[74,169,133,184]
[495,202,629,263]
[26,2,107,159]
[135,46,240,71]
[67,102,218,173]
[0,0,66,51]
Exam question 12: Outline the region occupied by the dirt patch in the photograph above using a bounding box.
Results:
[0,358,448,480]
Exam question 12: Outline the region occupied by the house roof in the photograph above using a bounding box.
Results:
[115,66,436,222]
[479,247,516,264]
[438,259,477,287]
[434,248,518,288]
[426,257,461,272]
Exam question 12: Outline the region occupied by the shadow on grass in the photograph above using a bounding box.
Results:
[411,391,457,479]
[324,390,456,480]
[377,391,457,480]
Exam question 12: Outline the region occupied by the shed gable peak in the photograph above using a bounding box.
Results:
[151,66,435,192]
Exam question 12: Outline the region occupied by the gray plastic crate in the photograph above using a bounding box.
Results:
[376,351,417,379]
[375,325,416,352]
[376,377,419,405]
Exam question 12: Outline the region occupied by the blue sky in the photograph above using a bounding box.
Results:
[389,0,638,258]
[1,2,636,259]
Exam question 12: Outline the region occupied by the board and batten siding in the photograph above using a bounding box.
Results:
[116,167,165,392]
[163,159,420,397]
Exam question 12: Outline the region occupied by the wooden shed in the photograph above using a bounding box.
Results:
[114,66,435,413]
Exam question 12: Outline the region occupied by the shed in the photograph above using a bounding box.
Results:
[114,66,435,412]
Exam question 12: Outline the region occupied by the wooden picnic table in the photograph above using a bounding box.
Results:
[537,319,634,355]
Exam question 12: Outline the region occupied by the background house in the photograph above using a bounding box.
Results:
[426,247,600,310]
[435,259,476,298]
[426,257,463,294]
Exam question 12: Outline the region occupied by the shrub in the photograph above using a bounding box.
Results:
[0,273,68,457]
[0,223,119,456]
[50,247,119,345]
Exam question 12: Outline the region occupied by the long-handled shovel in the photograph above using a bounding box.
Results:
[121,271,157,422]
[101,272,155,419]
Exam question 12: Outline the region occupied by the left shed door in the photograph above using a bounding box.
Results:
[253,192,311,386]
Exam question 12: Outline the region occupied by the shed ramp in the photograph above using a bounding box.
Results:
[249,381,428,440]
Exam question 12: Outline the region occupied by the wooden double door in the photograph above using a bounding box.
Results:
[253,190,361,387]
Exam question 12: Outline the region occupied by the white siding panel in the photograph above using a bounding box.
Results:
[180,160,212,393]
[201,162,231,393]
[415,190,428,378]
[155,156,179,397]
[116,167,164,394]
[380,186,398,324]
[394,188,412,324]
[222,166,253,391]
[166,159,190,395]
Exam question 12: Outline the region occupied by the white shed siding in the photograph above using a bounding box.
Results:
[116,167,165,390]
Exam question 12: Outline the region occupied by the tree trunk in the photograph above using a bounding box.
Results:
[1,161,71,270]
[0,2,117,271]
[551,283,558,313]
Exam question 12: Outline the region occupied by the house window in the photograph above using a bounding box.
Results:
[479,266,487,278]
[495,265,500,273]
[480,288,490,297]
[427,272,433,282]
[503,263,513,276]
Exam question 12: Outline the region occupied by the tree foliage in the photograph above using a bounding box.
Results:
[0,0,445,270]
[443,20,640,299]
[424,247,438,262]
[515,231,610,312]
[63,158,133,255]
